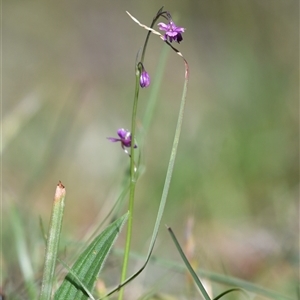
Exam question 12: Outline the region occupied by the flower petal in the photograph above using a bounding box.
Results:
[117,128,127,139]
[158,22,169,30]
[107,137,121,143]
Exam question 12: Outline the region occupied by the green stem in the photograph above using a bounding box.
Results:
[103,21,190,296]
[140,7,165,64]
[39,182,66,300]
[118,66,141,300]
[118,8,166,299]
[104,51,189,298]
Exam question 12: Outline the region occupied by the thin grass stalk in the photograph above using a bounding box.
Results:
[112,249,294,300]
[39,182,66,300]
[167,226,211,300]
[104,26,189,298]
[141,46,169,142]
[118,9,166,299]
[118,66,141,300]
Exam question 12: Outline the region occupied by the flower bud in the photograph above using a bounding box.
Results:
[140,69,150,88]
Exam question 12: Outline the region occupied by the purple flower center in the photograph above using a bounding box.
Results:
[158,20,185,43]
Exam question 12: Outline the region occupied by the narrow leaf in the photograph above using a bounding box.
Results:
[103,17,189,297]
[112,249,294,300]
[167,226,211,300]
[213,288,248,300]
[10,206,37,299]
[39,181,66,300]
[54,212,128,300]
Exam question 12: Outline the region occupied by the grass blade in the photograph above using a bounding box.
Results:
[10,206,37,299]
[104,23,189,296]
[167,226,211,300]
[39,181,66,300]
[54,212,128,300]
[213,288,248,300]
[113,248,295,300]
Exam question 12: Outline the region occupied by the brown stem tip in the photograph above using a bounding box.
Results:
[57,180,65,189]
[54,180,66,202]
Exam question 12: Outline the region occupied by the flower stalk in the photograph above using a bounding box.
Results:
[112,8,186,300]
[117,58,142,300]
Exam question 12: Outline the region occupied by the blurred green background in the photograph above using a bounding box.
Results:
[3,0,298,299]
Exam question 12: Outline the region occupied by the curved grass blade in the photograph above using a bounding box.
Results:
[167,226,211,300]
[54,212,128,300]
[213,288,249,300]
[103,13,189,298]
[112,248,294,300]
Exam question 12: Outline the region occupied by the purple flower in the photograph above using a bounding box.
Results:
[158,20,185,43]
[140,69,150,88]
[107,128,137,149]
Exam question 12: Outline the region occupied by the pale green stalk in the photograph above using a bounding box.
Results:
[39,182,66,300]
[118,10,165,300]
[118,66,141,300]
[105,40,190,300]
[118,8,185,300]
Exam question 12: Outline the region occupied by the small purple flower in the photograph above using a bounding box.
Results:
[107,128,137,149]
[158,20,185,43]
[140,69,150,88]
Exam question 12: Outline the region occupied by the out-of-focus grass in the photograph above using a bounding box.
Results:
[3,1,298,299]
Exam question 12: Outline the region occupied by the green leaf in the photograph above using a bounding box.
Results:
[40,181,66,300]
[104,34,190,299]
[167,226,211,300]
[54,212,128,300]
[213,288,248,300]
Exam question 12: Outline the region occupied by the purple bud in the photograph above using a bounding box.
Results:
[140,69,150,88]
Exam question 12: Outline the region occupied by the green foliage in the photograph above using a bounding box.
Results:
[54,213,128,300]
[167,226,211,300]
[10,206,37,299]
[2,2,297,300]
[40,182,66,300]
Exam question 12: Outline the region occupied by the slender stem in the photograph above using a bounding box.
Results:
[118,8,167,299]
[140,8,167,63]
[118,66,141,300]
[104,51,190,299]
